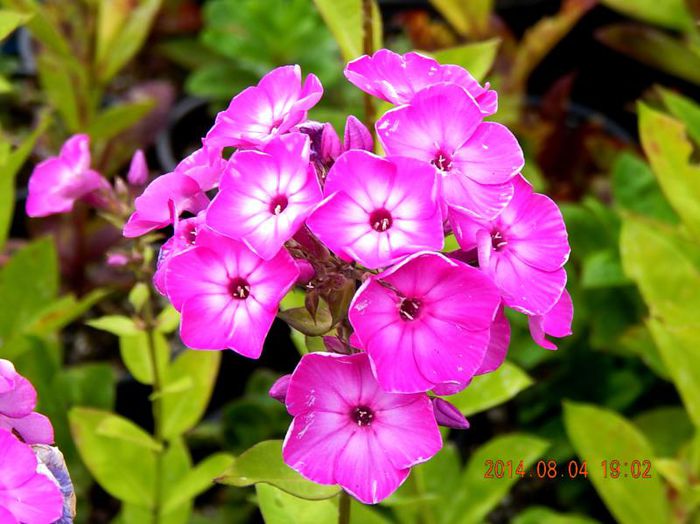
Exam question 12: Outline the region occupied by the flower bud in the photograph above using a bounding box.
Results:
[343,115,373,152]
[127,149,148,186]
[269,374,292,404]
[431,398,469,429]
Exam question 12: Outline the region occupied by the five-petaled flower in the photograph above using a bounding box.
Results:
[282,352,442,504]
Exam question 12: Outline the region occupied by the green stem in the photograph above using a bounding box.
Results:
[411,468,437,524]
[137,238,165,524]
[338,490,351,524]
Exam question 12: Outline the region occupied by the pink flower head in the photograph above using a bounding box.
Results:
[26,134,109,217]
[528,288,573,350]
[153,211,208,296]
[0,360,53,445]
[205,65,323,149]
[206,134,322,260]
[123,172,209,238]
[165,229,298,356]
[348,252,501,393]
[376,84,524,219]
[307,151,443,269]
[282,352,442,504]
[127,149,148,186]
[0,429,63,524]
[450,175,570,315]
[174,145,226,192]
[345,49,497,115]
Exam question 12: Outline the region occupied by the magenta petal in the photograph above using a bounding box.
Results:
[165,246,229,311]
[59,134,91,173]
[529,288,573,350]
[373,397,442,468]
[0,413,54,445]
[282,411,351,486]
[285,353,360,416]
[490,254,567,315]
[0,430,35,488]
[431,398,470,429]
[442,176,514,220]
[344,115,373,151]
[269,375,292,404]
[123,173,208,237]
[334,430,410,504]
[452,122,524,185]
[0,506,17,524]
[0,361,36,419]
[175,146,225,192]
[476,306,510,375]
[377,84,483,161]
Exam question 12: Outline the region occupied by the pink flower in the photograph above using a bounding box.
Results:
[282,352,442,504]
[205,65,323,149]
[0,430,63,524]
[26,134,109,217]
[127,149,148,186]
[376,84,523,219]
[0,360,53,445]
[153,212,208,296]
[206,134,322,260]
[450,175,570,315]
[123,172,209,238]
[307,151,443,269]
[174,145,226,192]
[165,229,298,356]
[348,252,501,393]
[528,288,573,350]
[345,49,497,115]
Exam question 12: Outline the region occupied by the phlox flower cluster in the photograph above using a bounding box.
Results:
[0,359,72,524]
[25,51,572,505]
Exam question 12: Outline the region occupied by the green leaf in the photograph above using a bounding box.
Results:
[30,288,110,335]
[163,453,234,512]
[313,0,382,62]
[444,362,533,417]
[0,112,50,249]
[69,407,157,507]
[0,237,58,340]
[96,415,162,452]
[658,87,700,145]
[278,301,333,336]
[95,0,163,84]
[581,249,631,288]
[0,9,30,40]
[156,306,180,334]
[58,363,116,411]
[597,25,700,85]
[598,0,694,31]
[256,484,338,524]
[87,315,141,337]
[638,103,700,237]
[428,0,494,38]
[1,0,73,59]
[513,507,599,524]
[161,350,221,439]
[563,401,670,524]
[611,152,677,223]
[633,407,694,457]
[620,216,700,326]
[87,100,155,141]
[647,320,700,427]
[428,39,500,82]
[119,330,170,385]
[443,434,549,524]
[37,53,81,131]
[217,440,341,500]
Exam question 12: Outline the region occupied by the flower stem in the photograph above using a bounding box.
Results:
[411,468,437,524]
[136,238,166,524]
[338,490,351,524]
